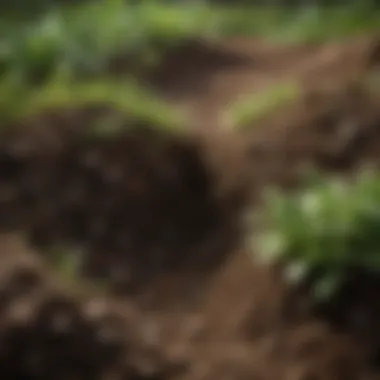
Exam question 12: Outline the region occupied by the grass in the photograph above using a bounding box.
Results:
[0,1,215,133]
[215,5,380,43]
[1,2,380,134]
[0,0,219,81]
[2,3,380,82]
[224,81,301,130]
[0,75,184,134]
[249,169,380,302]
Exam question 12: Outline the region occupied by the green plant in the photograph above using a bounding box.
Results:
[0,0,218,82]
[0,75,184,133]
[215,6,380,43]
[224,81,301,130]
[250,169,380,301]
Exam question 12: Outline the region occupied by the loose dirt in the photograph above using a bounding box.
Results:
[1,35,380,380]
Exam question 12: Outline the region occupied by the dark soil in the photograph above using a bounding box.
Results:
[0,108,247,305]
[1,37,380,380]
[0,234,175,380]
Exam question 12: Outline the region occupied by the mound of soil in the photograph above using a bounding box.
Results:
[0,107,248,306]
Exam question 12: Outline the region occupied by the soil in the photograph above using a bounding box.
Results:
[146,36,380,130]
[0,110,247,304]
[1,35,380,380]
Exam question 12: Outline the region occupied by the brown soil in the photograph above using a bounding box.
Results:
[245,79,380,195]
[146,36,380,130]
[1,36,380,380]
[0,110,247,306]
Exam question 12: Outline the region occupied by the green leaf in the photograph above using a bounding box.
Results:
[248,168,380,304]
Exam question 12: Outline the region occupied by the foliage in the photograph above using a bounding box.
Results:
[0,0,218,82]
[251,169,380,302]
[1,2,380,84]
[215,6,380,43]
[0,75,184,134]
[225,81,301,130]
[1,1,380,134]
[0,1,200,132]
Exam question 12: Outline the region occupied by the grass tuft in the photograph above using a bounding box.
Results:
[225,81,301,130]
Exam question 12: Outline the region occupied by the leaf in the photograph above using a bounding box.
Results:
[248,169,380,304]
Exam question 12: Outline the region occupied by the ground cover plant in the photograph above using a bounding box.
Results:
[225,80,301,130]
[252,169,380,302]
[0,0,219,81]
[0,1,218,133]
[2,2,380,84]
[212,5,380,43]
[0,77,183,132]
